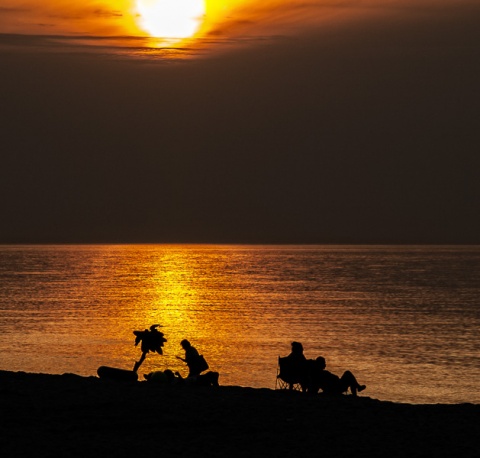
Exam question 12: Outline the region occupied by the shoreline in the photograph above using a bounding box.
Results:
[1,370,479,457]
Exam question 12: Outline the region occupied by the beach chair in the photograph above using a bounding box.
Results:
[275,356,304,391]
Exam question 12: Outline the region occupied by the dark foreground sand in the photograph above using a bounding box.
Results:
[1,371,479,457]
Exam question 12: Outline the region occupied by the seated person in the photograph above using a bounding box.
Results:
[309,356,366,396]
[282,341,309,391]
[179,370,220,387]
[286,341,307,364]
[144,370,170,383]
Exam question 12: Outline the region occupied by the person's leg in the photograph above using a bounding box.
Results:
[210,371,220,387]
[306,382,320,395]
[199,371,220,386]
[188,366,201,378]
[339,370,366,396]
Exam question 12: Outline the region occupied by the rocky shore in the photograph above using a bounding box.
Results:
[1,370,478,457]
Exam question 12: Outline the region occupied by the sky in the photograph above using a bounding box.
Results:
[1,0,479,244]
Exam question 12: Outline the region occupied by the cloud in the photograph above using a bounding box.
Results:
[202,0,477,44]
[0,32,202,62]
[93,9,123,18]
[1,0,479,59]
[0,0,133,36]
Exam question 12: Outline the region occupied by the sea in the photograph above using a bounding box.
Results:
[0,245,478,405]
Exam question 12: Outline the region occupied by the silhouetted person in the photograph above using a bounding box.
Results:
[176,339,209,378]
[284,341,308,390]
[288,341,306,361]
[309,356,366,396]
[144,369,181,385]
[132,324,167,373]
[145,369,219,387]
[178,370,219,386]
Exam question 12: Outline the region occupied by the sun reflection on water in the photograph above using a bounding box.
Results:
[90,245,259,378]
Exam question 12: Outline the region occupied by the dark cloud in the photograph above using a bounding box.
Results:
[1,4,479,244]
[0,33,198,60]
[93,9,123,18]
[46,7,123,20]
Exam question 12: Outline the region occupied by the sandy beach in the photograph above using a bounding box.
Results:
[1,370,478,457]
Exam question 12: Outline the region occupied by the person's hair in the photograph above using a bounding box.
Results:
[181,339,191,348]
[291,341,304,353]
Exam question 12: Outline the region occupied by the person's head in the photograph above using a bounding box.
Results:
[315,356,326,369]
[180,339,191,349]
[145,371,167,383]
[164,369,175,382]
[291,341,304,354]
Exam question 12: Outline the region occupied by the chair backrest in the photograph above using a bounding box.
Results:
[278,356,307,384]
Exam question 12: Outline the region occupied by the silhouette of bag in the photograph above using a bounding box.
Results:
[196,355,209,373]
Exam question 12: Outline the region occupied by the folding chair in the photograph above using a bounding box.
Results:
[275,356,304,391]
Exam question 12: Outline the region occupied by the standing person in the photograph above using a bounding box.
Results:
[176,339,209,378]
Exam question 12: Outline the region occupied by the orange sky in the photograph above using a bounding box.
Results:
[0,0,417,55]
[1,0,380,54]
[0,1,433,42]
[0,0,136,35]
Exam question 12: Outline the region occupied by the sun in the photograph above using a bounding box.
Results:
[135,0,206,41]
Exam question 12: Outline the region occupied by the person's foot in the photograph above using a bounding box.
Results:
[358,385,366,392]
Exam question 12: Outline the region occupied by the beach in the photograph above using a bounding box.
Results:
[1,370,478,457]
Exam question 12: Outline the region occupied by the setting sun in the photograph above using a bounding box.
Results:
[135,0,206,40]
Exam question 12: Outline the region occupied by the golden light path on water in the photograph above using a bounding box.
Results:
[86,246,263,378]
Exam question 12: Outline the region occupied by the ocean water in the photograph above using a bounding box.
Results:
[0,245,478,404]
